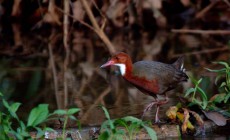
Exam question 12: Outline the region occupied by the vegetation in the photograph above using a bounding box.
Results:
[185,61,230,113]
[99,106,157,140]
[0,0,230,139]
[0,92,80,139]
[0,93,156,139]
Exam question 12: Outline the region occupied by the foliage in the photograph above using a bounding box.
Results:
[185,77,208,110]
[98,105,157,140]
[185,61,230,110]
[206,61,230,103]
[0,92,80,139]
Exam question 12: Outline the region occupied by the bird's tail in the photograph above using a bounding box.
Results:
[173,56,188,81]
[173,56,186,72]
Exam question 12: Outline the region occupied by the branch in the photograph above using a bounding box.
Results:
[63,0,70,108]
[170,46,229,58]
[171,29,230,35]
[79,0,116,54]
[48,29,61,109]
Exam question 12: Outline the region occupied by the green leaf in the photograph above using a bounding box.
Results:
[205,68,225,73]
[34,127,44,138]
[197,78,203,84]
[3,100,20,120]
[27,104,49,127]
[52,109,67,115]
[185,88,195,97]
[210,93,226,103]
[224,93,230,103]
[0,92,3,96]
[69,115,77,121]
[44,127,55,131]
[142,125,157,140]
[98,131,109,140]
[3,99,10,109]
[67,108,80,115]
[197,87,207,101]
[214,61,230,68]
[122,116,142,124]
[10,102,21,113]
[100,106,114,130]
[101,106,111,120]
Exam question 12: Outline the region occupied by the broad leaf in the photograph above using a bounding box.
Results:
[27,104,49,127]
[142,125,157,140]
[67,108,80,115]
[52,109,67,115]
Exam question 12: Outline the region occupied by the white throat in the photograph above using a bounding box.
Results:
[114,64,126,76]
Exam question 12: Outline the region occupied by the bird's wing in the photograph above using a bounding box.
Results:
[132,61,187,94]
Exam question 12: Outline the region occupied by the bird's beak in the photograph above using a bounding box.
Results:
[100,60,115,68]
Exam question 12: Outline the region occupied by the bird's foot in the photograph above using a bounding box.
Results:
[141,102,157,120]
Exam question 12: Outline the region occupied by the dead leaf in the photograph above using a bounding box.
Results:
[182,108,190,133]
[166,106,178,120]
[176,112,195,132]
[189,110,204,126]
[202,111,227,126]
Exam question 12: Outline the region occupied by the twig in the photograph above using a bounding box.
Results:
[171,29,230,35]
[48,29,61,109]
[223,0,230,7]
[170,47,229,58]
[55,6,95,31]
[195,1,217,19]
[80,87,111,122]
[79,0,116,54]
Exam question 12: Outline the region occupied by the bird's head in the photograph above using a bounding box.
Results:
[100,52,132,76]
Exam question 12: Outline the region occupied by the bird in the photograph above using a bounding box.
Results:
[100,52,188,123]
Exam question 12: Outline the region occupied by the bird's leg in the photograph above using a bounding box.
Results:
[154,96,169,123]
[141,98,157,120]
